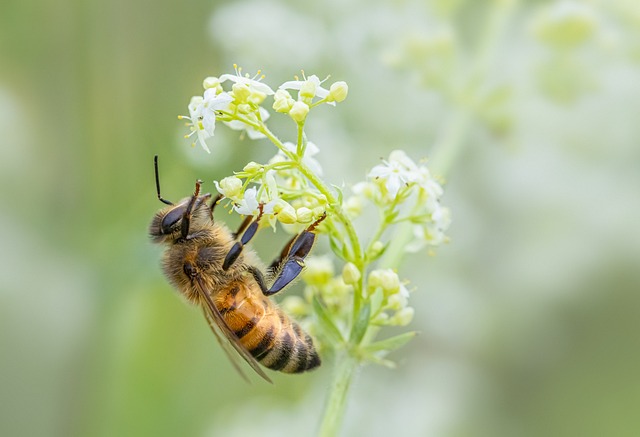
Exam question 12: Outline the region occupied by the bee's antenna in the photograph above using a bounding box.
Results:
[181,180,203,239]
[154,155,174,205]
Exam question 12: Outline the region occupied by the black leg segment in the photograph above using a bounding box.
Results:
[265,231,317,296]
[264,212,327,296]
[222,204,264,271]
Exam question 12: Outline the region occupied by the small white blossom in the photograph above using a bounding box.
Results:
[368,150,441,200]
[405,206,451,252]
[214,176,243,201]
[180,90,232,153]
[233,187,276,216]
[280,74,330,101]
[219,67,275,96]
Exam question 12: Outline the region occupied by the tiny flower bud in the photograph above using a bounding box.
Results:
[380,269,400,294]
[214,176,243,199]
[372,312,390,325]
[232,83,251,102]
[273,89,294,113]
[387,293,407,311]
[342,262,361,285]
[289,101,309,122]
[237,103,252,114]
[189,95,204,107]
[248,90,267,105]
[243,161,262,174]
[368,241,385,258]
[368,270,384,290]
[300,80,317,100]
[296,207,313,224]
[274,200,297,224]
[390,307,414,326]
[203,76,220,90]
[328,81,348,102]
[312,206,325,217]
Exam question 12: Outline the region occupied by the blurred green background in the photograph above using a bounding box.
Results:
[2,0,640,436]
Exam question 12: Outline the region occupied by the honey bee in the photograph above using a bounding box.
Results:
[149,156,323,382]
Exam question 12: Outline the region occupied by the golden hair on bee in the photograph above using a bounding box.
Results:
[149,156,324,382]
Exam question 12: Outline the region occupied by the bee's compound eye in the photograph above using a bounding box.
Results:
[161,206,185,234]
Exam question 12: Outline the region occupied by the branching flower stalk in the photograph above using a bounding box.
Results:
[178,66,450,437]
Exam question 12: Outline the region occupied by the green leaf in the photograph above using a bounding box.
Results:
[362,331,417,354]
[312,296,345,345]
[349,300,371,345]
[329,236,345,260]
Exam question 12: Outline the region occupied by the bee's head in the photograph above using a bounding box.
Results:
[149,156,213,243]
[149,193,213,243]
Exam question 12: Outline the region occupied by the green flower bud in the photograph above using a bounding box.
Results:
[296,207,314,224]
[342,262,361,285]
[300,80,317,100]
[215,176,243,199]
[328,81,348,102]
[380,269,400,294]
[274,200,297,224]
[232,83,251,103]
[390,307,414,326]
[243,161,262,175]
[202,76,220,90]
[289,101,309,122]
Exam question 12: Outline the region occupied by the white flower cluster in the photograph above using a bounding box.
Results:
[180,67,348,152]
[350,150,451,251]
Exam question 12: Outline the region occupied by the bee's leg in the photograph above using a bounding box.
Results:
[208,194,223,219]
[222,204,265,271]
[247,266,269,294]
[232,215,253,240]
[264,213,327,296]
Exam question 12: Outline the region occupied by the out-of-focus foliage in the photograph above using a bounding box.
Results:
[1,0,639,436]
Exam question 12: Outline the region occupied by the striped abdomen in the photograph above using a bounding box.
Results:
[215,282,320,373]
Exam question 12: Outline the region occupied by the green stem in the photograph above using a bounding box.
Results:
[318,353,358,437]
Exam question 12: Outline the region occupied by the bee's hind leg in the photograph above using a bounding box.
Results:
[222,204,264,271]
[264,212,326,296]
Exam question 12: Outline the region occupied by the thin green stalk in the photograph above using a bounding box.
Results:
[318,353,358,437]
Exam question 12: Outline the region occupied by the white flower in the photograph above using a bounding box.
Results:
[279,74,332,105]
[369,157,414,199]
[214,176,243,201]
[219,68,274,95]
[368,150,438,199]
[180,90,232,153]
[233,187,276,216]
[405,206,451,252]
[223,106,270,140]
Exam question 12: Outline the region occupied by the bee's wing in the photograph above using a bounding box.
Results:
[194,276,273,384]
